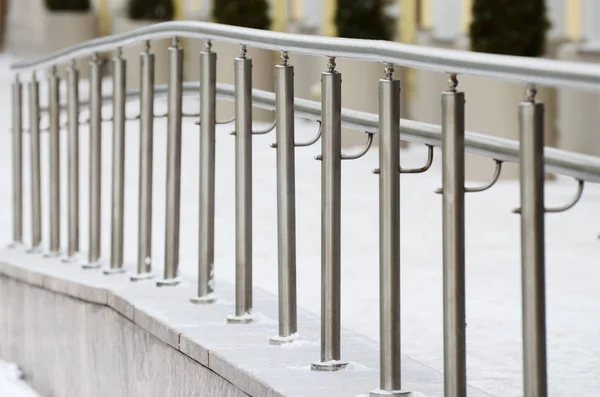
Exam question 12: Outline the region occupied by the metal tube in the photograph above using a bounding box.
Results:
[46,67,61,256]
[227,47,253,323]
[132,43,156,281]
[11,76,23,246]
[311,63,346,371]
[441,82,467,397]
[270,59,298,343]
[191,43,217,302]
[106,50,127,274]
[519,90,548,397]
[27,76,42,253]
[158,38,184,286]
[83,54,103,269]
[64,61,80,260]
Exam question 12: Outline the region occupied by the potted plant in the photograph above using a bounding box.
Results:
[333,0,403,148]
[44,0,98,77]
[458,0,555,180]
[112,0,175,89]
[210,0,274,121]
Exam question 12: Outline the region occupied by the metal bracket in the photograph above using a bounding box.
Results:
[512,178,585,214]
[272,121,323,149]
[341,133,374,160]
[399,144,434,174]
[194,115,236,126]
[435,159,503,194]
[230,119,276,136]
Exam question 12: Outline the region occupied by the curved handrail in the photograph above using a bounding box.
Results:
[10,21,600,91]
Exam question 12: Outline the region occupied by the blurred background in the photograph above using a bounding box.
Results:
[0,0,598,179]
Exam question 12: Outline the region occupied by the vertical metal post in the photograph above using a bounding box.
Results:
[46,67,61,257]
[311,58,346,371]
[105,49,127,275]
[519,85,548,397]
[63,60,80,261]
[370,65,408,396]
[132,42,156,281]
[158,37,184,287]
[270,52,298,344]
[227,45,253,323]
[27,75,42,253]
[441,74,466,397]
[191,40,217,303]
[83,53,103,269]
[11,75,23,247]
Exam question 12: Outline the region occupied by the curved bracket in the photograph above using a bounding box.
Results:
[183,112,200,118]
[435,159,503,194]
[295,121,323,148]
[230,120,276,136]
[512,179,585,214]
[400,145,434,174]
[341,133,374,160]
[126,114,141,121]
[194,116,236,126]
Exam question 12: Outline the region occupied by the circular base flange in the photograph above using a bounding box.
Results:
[26,246,43,254]
[190,295,217,305]
[310,361,348,372]
[43,250,62,259]
[61,253,81,264]
[369,389,412,397]
[7,242,25,250]
[226,314,253,324]
[81,259,103,270]
[130,272,156,282]
[269,334,299,346]
[103,267,127,276]
[156,277,181,287]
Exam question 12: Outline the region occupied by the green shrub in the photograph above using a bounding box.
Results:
[45,0,90,11]
[127,0,175,21]
[469,0,550,57]
[335,0,394,40]
[212,0,270,30]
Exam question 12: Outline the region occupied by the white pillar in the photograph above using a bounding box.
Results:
[432,0,461,40]
[547,0,565,39]
[583,0,600,42]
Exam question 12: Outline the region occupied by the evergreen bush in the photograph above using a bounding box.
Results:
[127,0,174,21]
[45,0,90,12]
[469,0,550,57]
[335,0,394,40]
[213,0,270,30]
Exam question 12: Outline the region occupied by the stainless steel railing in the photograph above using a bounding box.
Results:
[9,20,600,397]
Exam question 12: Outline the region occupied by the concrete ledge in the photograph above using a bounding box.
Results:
[0,248,492,397]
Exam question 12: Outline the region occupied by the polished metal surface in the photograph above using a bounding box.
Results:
[159,38,183,286]
[518,97,548,397]
[441,89,466,397]
[311,67,346,371]
[371,75,405,396]
[194,45,217,303]
[271,60,297,342]
[11,76,22,245]
[47,68,61,255]
[84,54,103,268]
[134,43,155,280]
[66,62,80,259]
[107,50,127,274]
[27,77,42,252]
[228,49,253,323]
[10,21,600,92]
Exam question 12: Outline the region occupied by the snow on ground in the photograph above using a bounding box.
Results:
[1,54,599,397]
[0,361,41,397]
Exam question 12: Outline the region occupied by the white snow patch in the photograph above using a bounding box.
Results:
[0,360,42,397]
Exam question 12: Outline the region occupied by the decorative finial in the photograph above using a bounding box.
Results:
[92,52,99,62]
[448,73,458,92]
[525,83,537,103]
[240,45,247,58]
[205,39,212,52]
[145,40,151,53]
[280,51,289,66]
[384,63,394,80]
[327,56,336,72]
[172,36,180,48]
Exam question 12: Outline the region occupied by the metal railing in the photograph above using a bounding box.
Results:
[9,20,600,397]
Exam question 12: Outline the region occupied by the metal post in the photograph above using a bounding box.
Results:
[441,74,466,397]
[105,49,127,275]
[370,65,407,396]
[191,41,217,303]
[46,67,61,257]
[83,53,103,269]
[270,52,298,344]
[227,45,253,323]
[63,60,80,261]
[158,37,184,287]
[11,75,23,247]
[132,42,156,281]
[519,85,548,397]
[27,75,42,253]
[311,58,346,371]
